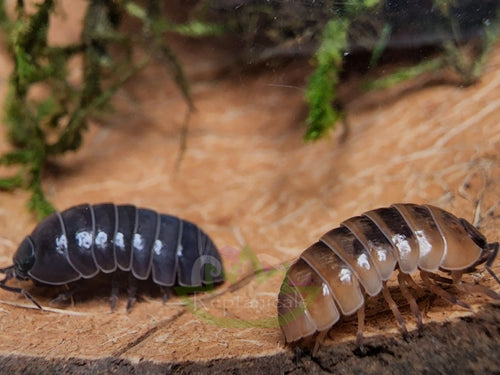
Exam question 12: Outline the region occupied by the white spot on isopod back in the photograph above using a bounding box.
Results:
[95,231,108,248]
[368,241,387,263]
[75,231,93,249]
[392,234,411,259]
[376,248,387,262]
[133,233,144,251]
[322,282,330,297]
[357,253,370,270]
[55,234,67,254]
[339,268,352,284]
[114,232,125,250]
[153,239,163,255]
[415,230,432,258]
[176,244,183,257]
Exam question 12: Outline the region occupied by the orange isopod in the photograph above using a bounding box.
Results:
[277,203,500,345]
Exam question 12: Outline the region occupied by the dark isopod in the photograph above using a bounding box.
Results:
[0,203,225,310]
[277,203,500,346]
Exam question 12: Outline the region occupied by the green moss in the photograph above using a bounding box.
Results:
[304,1,380,141]
[304,0,499,140]
[363,58,444,91]
[0,0,219,218]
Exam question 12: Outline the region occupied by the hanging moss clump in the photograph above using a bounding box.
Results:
[0,0,221,218]
[196,0,500,140]
[304,0,500,140]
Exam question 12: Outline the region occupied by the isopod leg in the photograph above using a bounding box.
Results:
[451,270,500,300]
[160,286,169,303]
[22,289,42,309]
[455,281,500,300]
[425,273,453,285]
[381,281,408,338]
[126,274,138,312]
[485,242,500,285]
[50,284,76,307]
[420,271,471,309]
[0,281,42,310]
[397,273,423,334]
[0,268,42,309]
[356,303,366,350]
[313,330,328,356]
[110,275,120,311]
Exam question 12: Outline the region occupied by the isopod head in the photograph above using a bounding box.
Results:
[459,217,488,249]
[12,237,36,281]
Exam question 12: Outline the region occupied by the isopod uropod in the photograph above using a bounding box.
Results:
[277,203,500,345]
[0,203,225,310]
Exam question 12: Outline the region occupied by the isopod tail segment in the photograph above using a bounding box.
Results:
[0,203,225,311]
[277,203,500,351]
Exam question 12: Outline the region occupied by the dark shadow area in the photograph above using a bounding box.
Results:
[0,304,498,374]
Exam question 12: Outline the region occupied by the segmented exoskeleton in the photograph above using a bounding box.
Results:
[0,203,224,310]
[277,203,500,345]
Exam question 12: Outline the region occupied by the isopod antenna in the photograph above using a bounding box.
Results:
[485,242,500,285]
[0,265,42,309]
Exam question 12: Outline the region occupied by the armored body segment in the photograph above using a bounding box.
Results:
[277,273,317,342]
[301,242,364,316]
[321,226,383,296]
[286,258,340,332]
[28,212,81,285]
[61,204,98,277]
[152,215,181,286]
[426,205,482,270]
[392,204,446,272]
[341,215,398,281]
[199,230,225,284]
[92,204,117,273]
[177,220,203,286]
[132,208,159,280]
[114,205,136,271]
[363,207,420,274]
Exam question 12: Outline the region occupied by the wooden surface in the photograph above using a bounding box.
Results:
[0,3,500,373]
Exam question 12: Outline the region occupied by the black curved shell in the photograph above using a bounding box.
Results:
[17,204,225,287]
